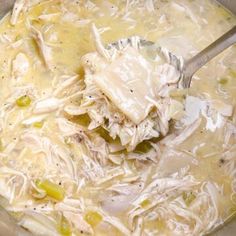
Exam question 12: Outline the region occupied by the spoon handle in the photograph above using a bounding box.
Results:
[182,25,236,88]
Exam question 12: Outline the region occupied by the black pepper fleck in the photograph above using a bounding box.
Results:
[219,158,225,164]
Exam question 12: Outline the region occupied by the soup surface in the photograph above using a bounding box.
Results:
[0,0,236,235]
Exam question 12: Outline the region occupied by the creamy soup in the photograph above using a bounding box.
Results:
[0,0,236,236]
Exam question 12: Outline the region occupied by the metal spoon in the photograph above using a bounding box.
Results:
[109,25,236,88]
[181,25,236,88]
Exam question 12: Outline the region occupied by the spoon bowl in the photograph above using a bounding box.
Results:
[109,25,236,88]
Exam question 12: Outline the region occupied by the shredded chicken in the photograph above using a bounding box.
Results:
[10,0,26,26]
[64,212,93,234]
[33,97,61,114]
[0,1,235,236]
[12,53,29,79]
[30,25,53,69]
[80,26,183,150]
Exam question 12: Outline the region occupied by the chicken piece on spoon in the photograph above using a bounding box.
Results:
[79,24,183,151]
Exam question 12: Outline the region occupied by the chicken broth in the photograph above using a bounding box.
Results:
[0,0,236,235]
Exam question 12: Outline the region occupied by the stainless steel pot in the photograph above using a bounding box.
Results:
[0,0,235,235]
